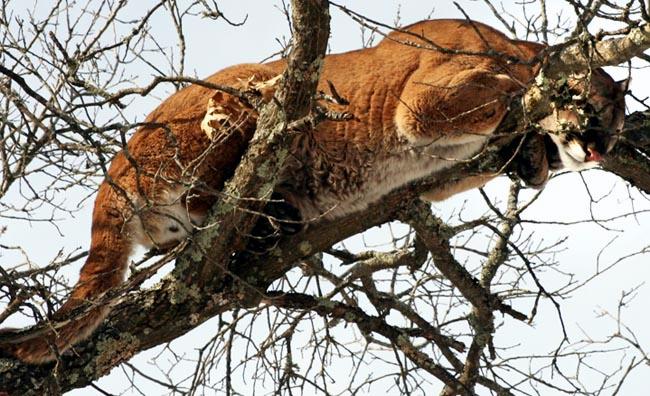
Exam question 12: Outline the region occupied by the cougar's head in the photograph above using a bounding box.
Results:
[539,69,628,171]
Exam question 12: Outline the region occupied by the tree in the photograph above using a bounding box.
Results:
[1,0,650,394]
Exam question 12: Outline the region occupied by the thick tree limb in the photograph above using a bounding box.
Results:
[544,24,650,77]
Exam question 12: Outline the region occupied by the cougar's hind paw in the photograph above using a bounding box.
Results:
[245,213,281,254]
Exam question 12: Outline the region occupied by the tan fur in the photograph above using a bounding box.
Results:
[0,19,625,364]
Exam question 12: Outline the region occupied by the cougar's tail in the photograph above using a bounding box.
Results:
[1,185,132,364]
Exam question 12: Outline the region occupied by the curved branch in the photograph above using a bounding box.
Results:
[545,24,650,77]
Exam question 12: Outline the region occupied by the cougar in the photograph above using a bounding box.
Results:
[0,19,627,364]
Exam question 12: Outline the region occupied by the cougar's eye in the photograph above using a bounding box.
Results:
[582,101,602,119]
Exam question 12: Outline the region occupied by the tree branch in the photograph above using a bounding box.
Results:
[602,111,650,194]
[544,24,650,77]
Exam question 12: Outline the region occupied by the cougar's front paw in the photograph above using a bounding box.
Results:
[516,133,550,188]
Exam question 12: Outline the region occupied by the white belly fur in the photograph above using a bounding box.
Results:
[296,136,489,221]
